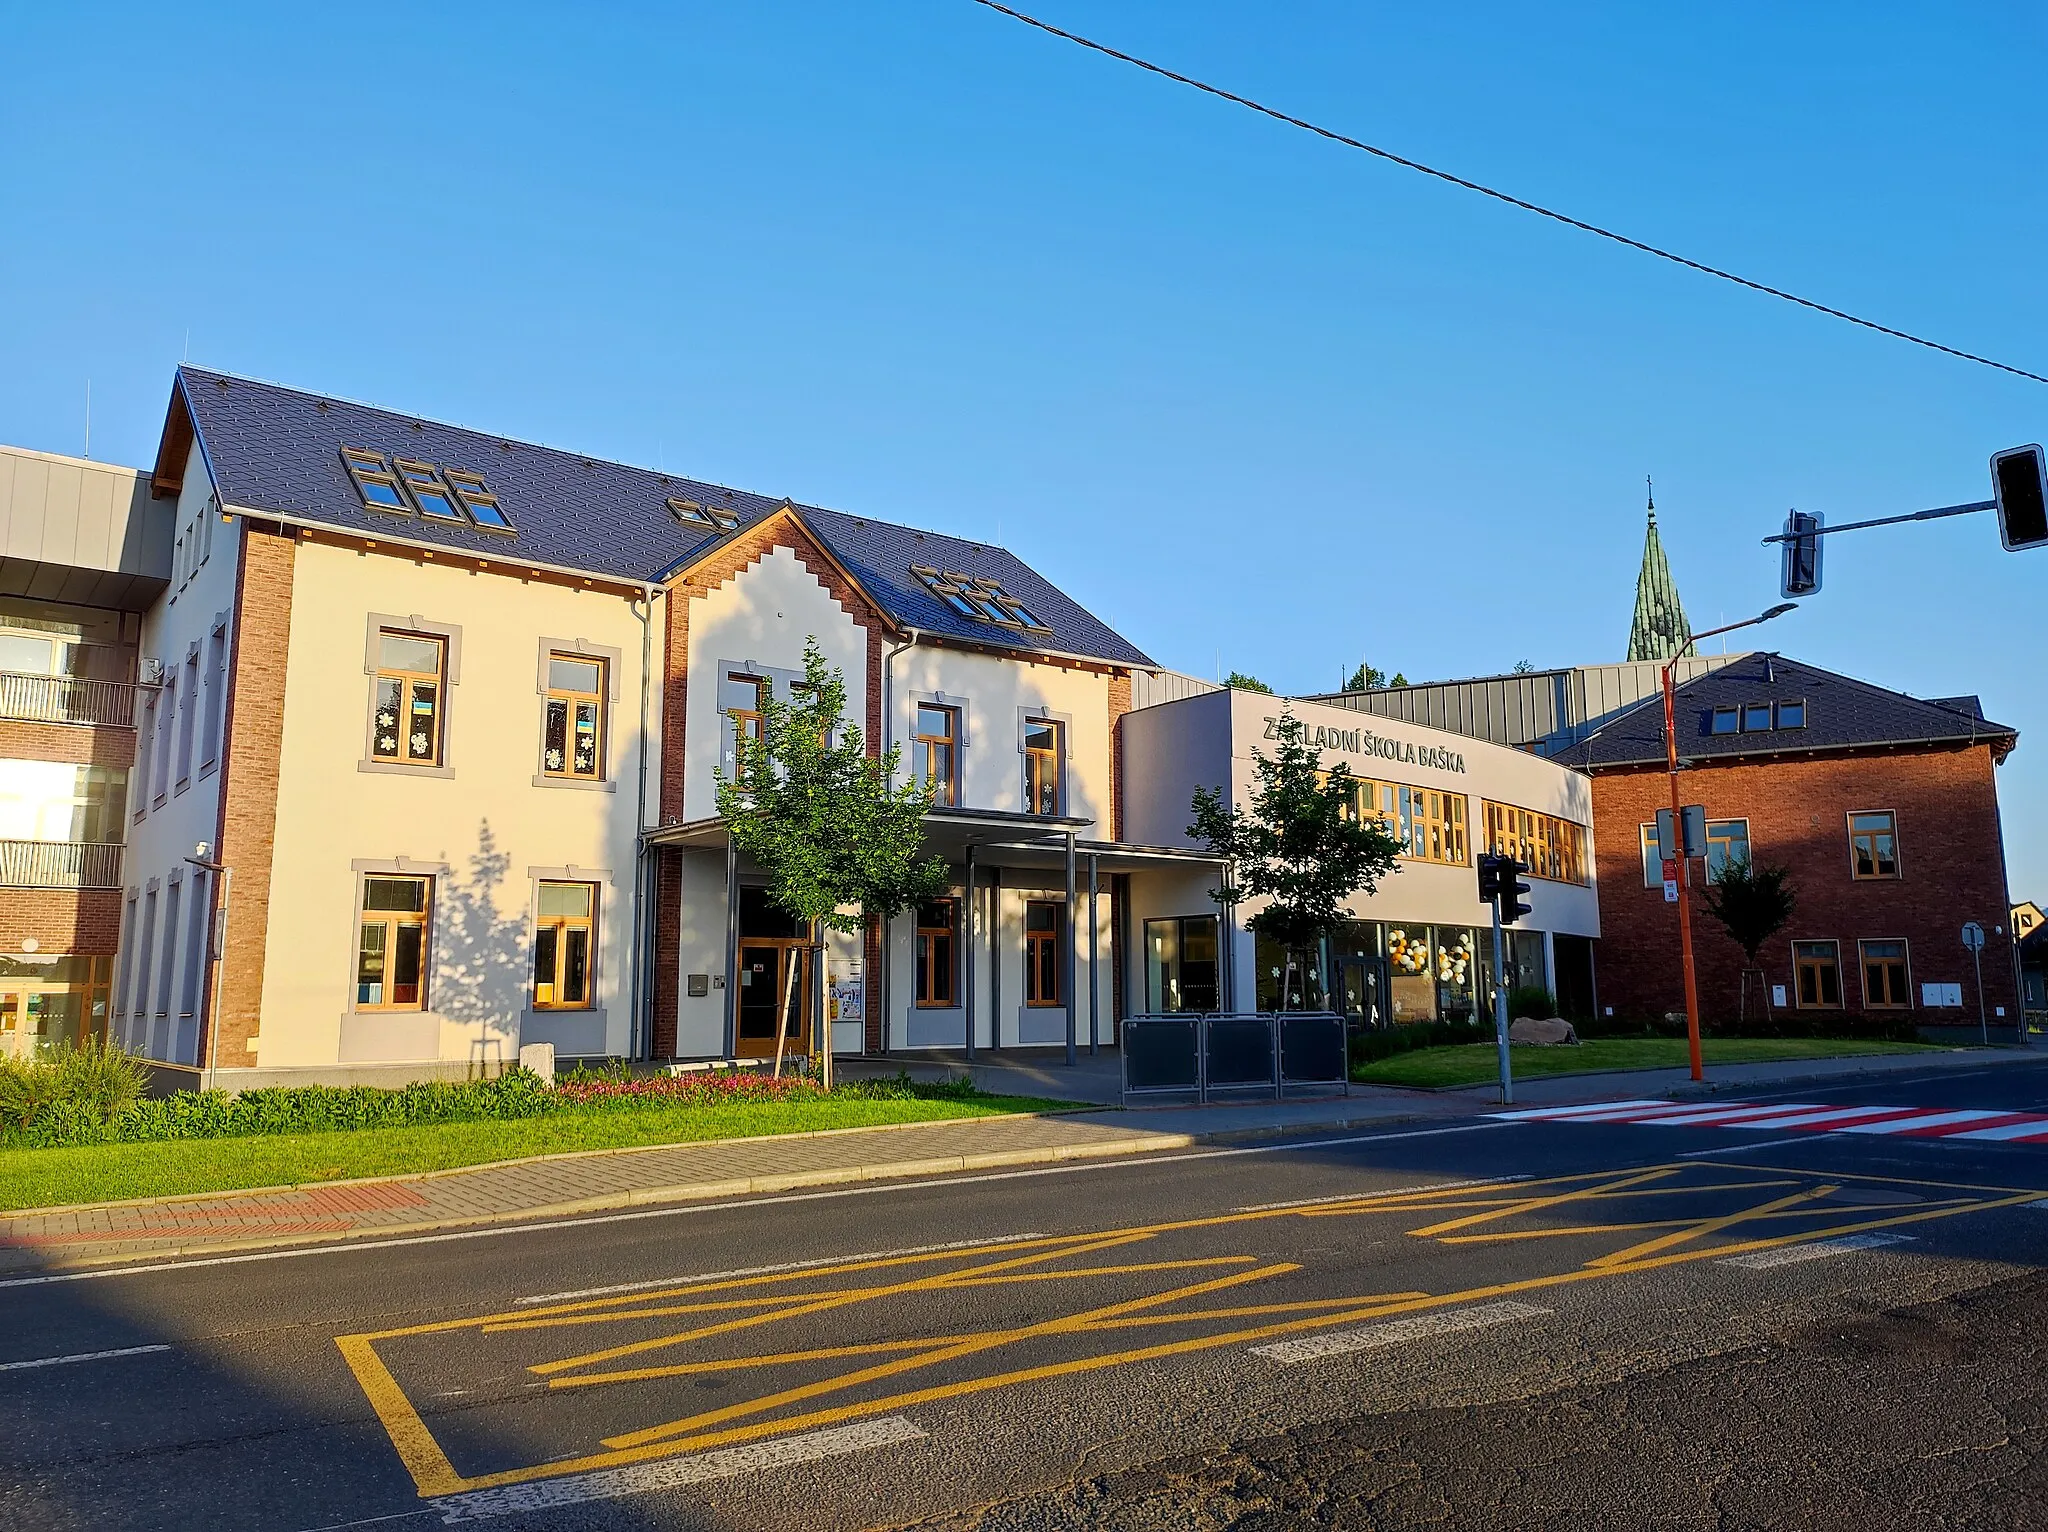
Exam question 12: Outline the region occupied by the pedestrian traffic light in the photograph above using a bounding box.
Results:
[1501,858,1533,925]
[1992,445,2048,552]
[1477,853,1504,902]
[1780,510,1823,597]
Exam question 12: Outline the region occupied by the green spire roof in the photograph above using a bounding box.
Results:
[1626,482,1694,662]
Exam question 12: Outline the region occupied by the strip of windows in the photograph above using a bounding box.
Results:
[543,654,606,780]
[1711,700,1808,735]
[357,876,431,1011]
[1849,810,1899,879]
[371,632,448,767]
[915,898,958,1007]
[1482,800,1586,884]
[533,882,596,1009]
[668,498,715,529]
[1347,779,1467,867]
[910,567,1052,633]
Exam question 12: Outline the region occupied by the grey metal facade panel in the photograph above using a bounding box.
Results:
[173,368,1151,667]
[0,445,168,589]
[1129,670,1224,711]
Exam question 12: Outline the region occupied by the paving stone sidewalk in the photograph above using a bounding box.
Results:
[0,1095,1455,1274]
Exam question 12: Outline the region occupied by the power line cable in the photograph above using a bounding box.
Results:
[969,0,2048,388]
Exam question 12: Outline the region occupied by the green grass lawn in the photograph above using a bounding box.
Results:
[1354,1035,1939,1090]
[0,1095,1067,1213]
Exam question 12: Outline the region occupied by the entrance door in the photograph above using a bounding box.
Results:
[1335,955,1388,1033]
[735,942,810,1058]
[0,989,22,1059]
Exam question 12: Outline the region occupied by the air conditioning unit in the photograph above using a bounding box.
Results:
[139,657,165,685]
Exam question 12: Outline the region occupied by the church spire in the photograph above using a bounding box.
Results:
[1626,477,1694,662]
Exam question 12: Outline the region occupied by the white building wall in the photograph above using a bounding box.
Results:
[681,545,867,822]
[888,646,1112,825]
[256,541,651,1070]
[118,443,241,1065]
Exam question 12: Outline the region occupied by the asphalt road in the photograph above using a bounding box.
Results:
[6,1057,2048,1532]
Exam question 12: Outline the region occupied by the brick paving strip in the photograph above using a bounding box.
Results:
[0,1102,1444,1273]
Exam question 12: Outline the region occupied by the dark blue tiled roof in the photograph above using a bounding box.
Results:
[171,368,1152,668]
[1553,653,2017,770]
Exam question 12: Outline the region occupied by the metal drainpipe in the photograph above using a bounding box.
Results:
[963,845,977,1062]
[1064,830,1078,1065]
[628,581,657,1061]
[877,628,919,1056]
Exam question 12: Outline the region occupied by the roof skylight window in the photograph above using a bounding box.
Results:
[442,470,514,533]
[910,567,1054,633]
[710,508,740,531]
[669,498,714,528]
[395,460,464,523]
[1777,700,1806,729]
[342,448,410,513]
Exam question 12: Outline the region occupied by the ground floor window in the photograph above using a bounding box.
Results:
[533,881,596,1009]
[1793,940,1841,1009]
[1145,915,1219,1012]
[1859,939,1911,1009]
[1025,900,1063,1006]
[357,876,431,1010]
[916,898,958,1007]
[0,954,110,1055]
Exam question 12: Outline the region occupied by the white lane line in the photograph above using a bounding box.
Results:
[1233,1175,1531,1213]
[1834,1110,2011,1136]
[1720,1233,1915,1270]
[427,1417,927,1523]
[0,1119,1515,1291]
[1490,1100,1668,1121]
[1251,1300,1549,1363]
[0,1343,171,1372]
[1676,1137,1812,1159]
[518,1234,1048,1305]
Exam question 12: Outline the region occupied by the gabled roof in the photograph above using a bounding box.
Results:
[154,367,1152,668]
[1552,652,2018,770]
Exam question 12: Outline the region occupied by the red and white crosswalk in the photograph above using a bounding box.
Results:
[1492,1098,2048,1143]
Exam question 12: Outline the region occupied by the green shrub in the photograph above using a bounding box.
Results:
[0,1040,148,1135]
[1507,986,1557,1020]
[1350,1019,1487,1069]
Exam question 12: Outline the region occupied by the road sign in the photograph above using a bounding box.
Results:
[1962,921,1985,952]
[1661,858,1679,883]
[1663,879,1679,903]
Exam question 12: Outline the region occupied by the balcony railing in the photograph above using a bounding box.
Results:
[0,840,125,889]
[0,671,137,728]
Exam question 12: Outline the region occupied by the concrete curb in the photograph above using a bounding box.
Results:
[0,1110,1441,1273]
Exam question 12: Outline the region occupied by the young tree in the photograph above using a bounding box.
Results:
[1223,671,1272,694]
[1700,855,1798,1019]
[1344,661,1408,691]
[1188,710,1403,1010]
[716,639,948,1081]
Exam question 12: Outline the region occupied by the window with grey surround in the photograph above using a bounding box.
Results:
[152,675,174,803]
[134,690,155,818]
[116,893,138,1028]
[156,880,182,1020]
[181,874,209,1017]
[135,888,158,1028]
[175,648,199,790]
[201,622,226,774]
[1022,717,1063,816]
[362,616,461,776]
[915,704,959,806]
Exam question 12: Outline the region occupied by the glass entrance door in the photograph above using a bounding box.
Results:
[1335,956,1387,1033]
[735,942,809,1058]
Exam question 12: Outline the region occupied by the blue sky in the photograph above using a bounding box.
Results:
[5,2,2044,899]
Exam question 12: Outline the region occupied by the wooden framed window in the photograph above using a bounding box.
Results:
[341,448,410,513]
[440,469,515,532]
[667,498,715,528]
[533,882,596,1009]
[727,673,771,777]
[393,459,464,523]
[544,654,606,779]
[1705,819,1749,880]
[1848,810,1899,879]
[357,877,430,1011]
[1025,900,1063,1006]
[915,705,958,806]
[909,568,1053,633]
[1859,939,1911,1009]
[1483,800,1587,883]
[915,898,958,1007]
[1023,718,1062,816]
[1792,940,1841,1010]
[371,632,447,766]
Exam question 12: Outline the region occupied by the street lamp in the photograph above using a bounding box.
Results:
[1663,603,1796,1081]
[183,843,231,1089]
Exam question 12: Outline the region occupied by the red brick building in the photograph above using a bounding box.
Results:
[1555,652,2020,1027]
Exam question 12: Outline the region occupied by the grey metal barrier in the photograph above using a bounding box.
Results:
[1121,1011,1350,1103]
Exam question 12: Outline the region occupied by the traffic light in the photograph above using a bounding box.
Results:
[1780,510,1823,597]
[1500,859,1533,925]
[1477,853,1504,902]
[1993,445,2048,552]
